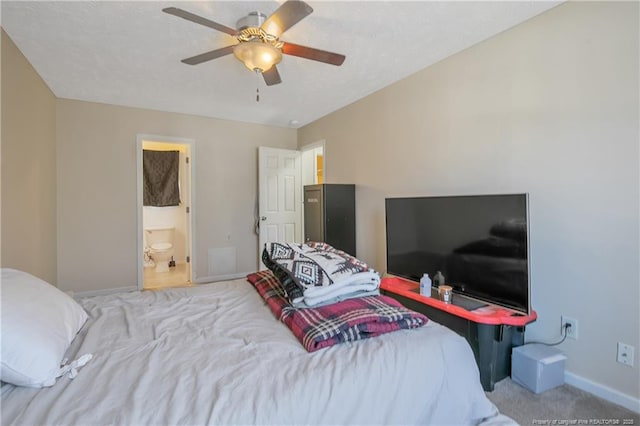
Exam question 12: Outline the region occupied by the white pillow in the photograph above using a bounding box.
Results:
[1,268,88,387]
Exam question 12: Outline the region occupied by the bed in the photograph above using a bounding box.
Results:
[1,268,514,425]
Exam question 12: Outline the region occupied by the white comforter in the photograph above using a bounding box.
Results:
[1,278,513,425]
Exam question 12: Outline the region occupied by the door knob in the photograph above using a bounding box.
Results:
[261,216,267,221]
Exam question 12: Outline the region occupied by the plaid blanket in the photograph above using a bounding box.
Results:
[247,270,428,352]
[262,242,380,307]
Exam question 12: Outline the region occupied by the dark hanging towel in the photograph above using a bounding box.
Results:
[143,150,181,207]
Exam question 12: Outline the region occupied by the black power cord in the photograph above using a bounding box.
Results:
[525,322,572,346]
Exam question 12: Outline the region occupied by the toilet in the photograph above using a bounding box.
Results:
[144,227,175,273]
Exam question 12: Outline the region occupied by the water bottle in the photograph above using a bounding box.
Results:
[434,271,445,287]
[420,273,432,297]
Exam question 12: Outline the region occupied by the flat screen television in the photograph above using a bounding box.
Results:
[385,193,530,315]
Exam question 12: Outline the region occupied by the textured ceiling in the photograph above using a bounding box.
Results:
[1,1,560,128]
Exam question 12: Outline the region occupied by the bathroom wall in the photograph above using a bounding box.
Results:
[142,141,189,265]
[301,145,324,188]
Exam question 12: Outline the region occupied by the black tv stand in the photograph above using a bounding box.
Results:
[381,276,537,391]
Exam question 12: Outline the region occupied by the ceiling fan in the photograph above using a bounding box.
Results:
[163,0,346,86]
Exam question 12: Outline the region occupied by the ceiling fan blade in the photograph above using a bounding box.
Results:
[163,7,237,36]
[262,66,282,86]
[181,45,235,65]
[281,42,346,66]
[261,0,313,37]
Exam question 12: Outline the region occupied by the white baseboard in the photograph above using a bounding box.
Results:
[565,371,640,413]
[193,271,252,284]
[73,286,138,298]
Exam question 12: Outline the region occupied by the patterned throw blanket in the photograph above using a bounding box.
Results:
[263,242,380,307]
[247,270,428,352]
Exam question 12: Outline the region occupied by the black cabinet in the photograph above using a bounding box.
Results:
[381,289,527,392]
[304,184,356,256]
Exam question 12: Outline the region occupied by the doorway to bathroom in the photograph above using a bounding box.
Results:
[300,140,325,240]
[136,135,195,291]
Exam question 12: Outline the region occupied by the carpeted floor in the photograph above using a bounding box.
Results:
[487,378,639,425]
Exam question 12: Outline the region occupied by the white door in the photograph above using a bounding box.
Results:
[258,147,302,269]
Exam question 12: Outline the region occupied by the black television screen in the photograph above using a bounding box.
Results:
[385,194,530,315]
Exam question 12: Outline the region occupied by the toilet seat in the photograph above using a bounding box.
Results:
[150,242,172,251]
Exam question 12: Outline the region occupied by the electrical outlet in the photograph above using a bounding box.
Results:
[561,316,578,340]
[617,342,635,367]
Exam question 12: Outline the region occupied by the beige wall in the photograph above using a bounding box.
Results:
[1,30,57,284]
[300,2,639,401]
[56,100,296,293]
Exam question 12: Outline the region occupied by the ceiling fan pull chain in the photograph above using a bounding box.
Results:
[255,70,260,102]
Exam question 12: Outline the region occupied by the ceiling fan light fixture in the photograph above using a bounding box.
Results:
[164,1,345,85]
[233,41,282,73]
